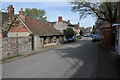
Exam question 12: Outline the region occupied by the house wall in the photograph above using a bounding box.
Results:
[116,27,120,55]
[2,36,32,59]
[8,32,30,37]
[58,36,64,44]
[34,36,43,50]
[53,22,68,33]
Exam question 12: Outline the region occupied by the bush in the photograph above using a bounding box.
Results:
[63,28,75,39]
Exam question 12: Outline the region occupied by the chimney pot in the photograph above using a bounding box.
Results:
[68,20,70,23]
[58,16,62,22]
[19,8,25,15]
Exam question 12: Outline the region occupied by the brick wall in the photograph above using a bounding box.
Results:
[2,36,32,58]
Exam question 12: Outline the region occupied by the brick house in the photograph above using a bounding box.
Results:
[8,7,64,50]
[49,16,75,34]
[73,22,80,36]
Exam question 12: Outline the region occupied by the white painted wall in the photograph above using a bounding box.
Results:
[53,22,68,33]
[34,36,42,50]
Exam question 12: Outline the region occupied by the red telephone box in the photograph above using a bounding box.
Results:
[103,27,112,48]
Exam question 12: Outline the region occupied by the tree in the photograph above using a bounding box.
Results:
[63,28,75,39]
[80,30,84,36]
[70,2,118,25]
[25,8,47,22]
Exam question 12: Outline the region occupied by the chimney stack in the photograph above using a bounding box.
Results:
[19,8,25,15]
[68,20,70,23]
[7,5,15,22]
[7,5,14,14]
[58,16,62,22]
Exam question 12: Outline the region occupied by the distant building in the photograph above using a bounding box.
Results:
[73,22,80,36]
[85,27,92,33]
[49,16,75,34]
[79,27,85,31]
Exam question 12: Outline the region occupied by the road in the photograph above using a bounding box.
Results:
[2,37,119,78]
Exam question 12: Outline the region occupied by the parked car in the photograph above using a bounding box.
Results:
[76,35,81,39]
[92,35,101,42]
[68,37,75,42]
[84,33,91,37]
[84,34,88,37]
[64,38,68,43]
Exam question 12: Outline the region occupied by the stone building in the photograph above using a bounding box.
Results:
[8,7,64,50]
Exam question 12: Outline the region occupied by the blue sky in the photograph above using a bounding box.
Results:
[2,2,96,27]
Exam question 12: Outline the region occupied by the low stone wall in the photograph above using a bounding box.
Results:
[0,38,2,60]
[2,36,32,58]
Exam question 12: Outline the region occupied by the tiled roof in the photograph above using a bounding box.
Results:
[9,23,29,32]
[49,20,75,27]
[24,16,63,36]
[9,27,29,32]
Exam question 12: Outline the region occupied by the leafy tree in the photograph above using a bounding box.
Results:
[63,28,74,39]
[70,2,117,25]
[80,30,83,36]
[25,8,47,22]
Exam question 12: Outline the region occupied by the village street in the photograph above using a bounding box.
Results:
[2,37,120,78]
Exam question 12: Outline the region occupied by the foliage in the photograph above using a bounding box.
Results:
[63,28,75,39]
[70,2,117,24]
[80,30,84,36]
[25,8,48,22]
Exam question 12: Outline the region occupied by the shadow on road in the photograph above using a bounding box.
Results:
[56,38,97,78]
[56,38,120,78]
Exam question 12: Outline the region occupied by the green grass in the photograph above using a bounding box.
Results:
[0,54,23,62]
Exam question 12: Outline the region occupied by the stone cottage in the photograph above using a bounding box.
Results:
[8,7,64,50]
[49,16,75,34]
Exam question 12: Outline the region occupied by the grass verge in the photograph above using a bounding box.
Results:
[0,54,23,62]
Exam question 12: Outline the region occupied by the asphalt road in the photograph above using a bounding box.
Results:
[2,37,118,78]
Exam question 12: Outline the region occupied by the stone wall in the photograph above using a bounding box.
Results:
[2,36,32,58]
[34,36,42,50]
[0,38,2,60]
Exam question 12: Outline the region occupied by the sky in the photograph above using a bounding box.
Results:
[1,2,96,27]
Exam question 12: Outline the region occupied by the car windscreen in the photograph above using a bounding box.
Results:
[93,35,99,38]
